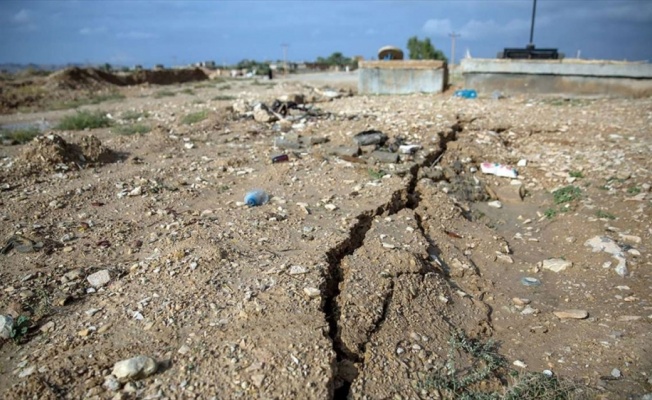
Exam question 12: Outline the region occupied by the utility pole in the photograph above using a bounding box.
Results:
[281,43,288,78]
[529,0,537,47]
[449,32,460,69]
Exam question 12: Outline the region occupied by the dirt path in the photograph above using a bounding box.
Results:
[0,75,650,399]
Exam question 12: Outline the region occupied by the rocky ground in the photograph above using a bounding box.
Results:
[0,72,650,399]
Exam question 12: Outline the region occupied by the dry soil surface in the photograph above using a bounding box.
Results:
[0,74,651,400]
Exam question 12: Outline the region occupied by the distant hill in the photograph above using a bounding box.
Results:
[0,63,104,74]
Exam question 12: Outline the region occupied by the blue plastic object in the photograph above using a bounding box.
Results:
[454,89,478,99]
[244,189,269,207]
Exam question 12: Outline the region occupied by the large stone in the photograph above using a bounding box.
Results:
[112,356,158,381]
[232,100,250,114]
[369,151,399,164]
[87,269,111,288]
[253,104,277,123]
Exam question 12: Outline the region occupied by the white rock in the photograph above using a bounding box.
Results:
[18,366,35,378]
[184,142,195,149]
[87,270,111,288]
[611,368,621,378]
[488,200,502,209]
[324,203,338,211]
[288,265,308,275]
[103,376,122,391]
[0,315,13,339]
[112,356,157,381]
[303,287,321,299]
[513,360,527,368]
[541,258,572,273]
[128,186,143,196]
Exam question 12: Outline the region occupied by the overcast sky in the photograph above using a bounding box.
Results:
[1,0,651,67]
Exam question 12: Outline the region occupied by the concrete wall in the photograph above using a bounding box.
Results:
[462,59,652,98]
[358,60,447,95]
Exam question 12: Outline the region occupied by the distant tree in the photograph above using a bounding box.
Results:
[134,65,143,71]
[154,64,165,70]
[100,63,112,72]
[407,36,447,62]
[315,52,355,67]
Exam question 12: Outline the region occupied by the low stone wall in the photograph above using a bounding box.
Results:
[461,59,652,98]
[358,60,447,95]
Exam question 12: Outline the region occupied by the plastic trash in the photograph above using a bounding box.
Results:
[353,130,388,146]
[520,277,541,286]
[454,89,477,99]
[398,144,422,154]
[244,189,269,207]
[480,162,518,178]
[272,154,289,163]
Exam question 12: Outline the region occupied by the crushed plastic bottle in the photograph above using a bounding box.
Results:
[480,162,518,178]
[454,89,477,99]
[244,189,269,207]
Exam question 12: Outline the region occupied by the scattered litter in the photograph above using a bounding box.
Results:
[520,277,541,286]
[454,89,477,99]
[398,144,421,154]
[1,235,44,255]
[584,236,628,277]
[541,258,572,273]
[353,130,388,146]
[244,189,269,207]
[272,154,289,163]
[480,162,518,178]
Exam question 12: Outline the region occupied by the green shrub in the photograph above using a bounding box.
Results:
[0,127,40,144]
[153,90,176,99]
[56,110,112,130]
[114,123,150,135]
[181,110,208,125]
[553,186,581,204]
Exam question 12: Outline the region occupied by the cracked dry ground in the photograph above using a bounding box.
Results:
[0,82,651,399]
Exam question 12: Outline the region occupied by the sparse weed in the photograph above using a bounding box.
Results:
[180,88,195,95]
[194,82,214,89]
[56,110,112,130]
[568,171,583,178]
[153,90,176,99]
[420,330,592,399]
[10,315,32,343]
[544,208,557,219]
[50,92,126,110]
[368,168,386,180]
[212,95,236,101]
[627,186,641,195]
[121,110,149,121]
[181,110,208,125]
[553,186,581,204]
[595,210,616,220]
[114,123,151,135]
[218,84,232,90]
[0,127,40,144]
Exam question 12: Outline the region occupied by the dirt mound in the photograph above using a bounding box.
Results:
[126,68,209,85]
[45,67,209,90]
[16,133,115,173]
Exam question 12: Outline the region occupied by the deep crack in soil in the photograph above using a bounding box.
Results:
[322,122,462,399]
